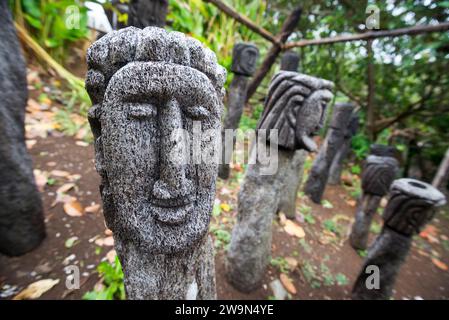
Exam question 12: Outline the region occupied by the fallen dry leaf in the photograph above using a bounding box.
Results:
[285,257,298,271]
[220,203,231,212]
[56,183,76,194]
[346,199,357,207]
[33,169,48,192]
[106,249,117,263]
[95,236,114,247]
[63,199,84,217]
[284,220,305,238]
[431,258,448,271]
[85,204,101,214]
[278,212,287,226]
[50,170,71,178]
[280,274,296,294]
[26,139,37,149]
[104,229,113,236]
[13,279,59,300]
[75,141,89,147]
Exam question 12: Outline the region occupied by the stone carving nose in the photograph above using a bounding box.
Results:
[152,98,194,203]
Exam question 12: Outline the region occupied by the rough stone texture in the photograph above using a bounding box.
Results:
[277,150,307,218]
[218,43,259,179]
[128,0,168,28]
[350,155,399,250]
[0,1,45,257]
[277,52,304,218]
[304,103,355,203]
[258,71,334,152]
[86,26,226,299]
[352,178,446,300]
[370,144,398,158]
[226,71,334,292]
[280,51,300,72]
[230,43,259,77]
[328,112,359,185]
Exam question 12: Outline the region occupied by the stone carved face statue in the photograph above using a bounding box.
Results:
[257,71,334,152]
[230,43,259,76]
[85,27,226,254]
[362,155,399,196]
[383,178,446,236]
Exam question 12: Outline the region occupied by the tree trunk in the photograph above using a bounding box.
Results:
[432,147,449,190]
[245,7,302,103]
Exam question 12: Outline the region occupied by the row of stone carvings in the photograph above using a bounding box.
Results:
[84,28,443,300]
[222,40,446,300]
[1,20,446,300]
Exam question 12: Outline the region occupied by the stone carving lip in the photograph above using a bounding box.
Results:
[149,193,195,208]
[150,200,195,225]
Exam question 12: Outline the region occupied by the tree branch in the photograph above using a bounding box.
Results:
[203,0,278,44]
[245,7,302,103]
[284,22,449,49]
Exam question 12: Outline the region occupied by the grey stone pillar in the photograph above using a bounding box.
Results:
[226,71,334,292]
[219,43,259,179]
[128,0,168,28]
[86,27,226,299]
[276,50,304,218]
[352,178,446,300]
[328,112,359,185]
[0,1,45,256]
[349,155,399,250]
[304,103,355,203]
[370,144,398,158]
[280,50,300,72]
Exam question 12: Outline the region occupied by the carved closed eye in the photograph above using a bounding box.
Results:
[127,103,157,119]
[183,106,210,120]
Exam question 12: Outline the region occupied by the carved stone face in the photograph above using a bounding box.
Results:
[231,43,259,76]
[257,71,334,152]
[85,27,226,254]
[362,155,399,196]
[383,178,446,236]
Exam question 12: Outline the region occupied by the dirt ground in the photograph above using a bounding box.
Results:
[1,133,448,300]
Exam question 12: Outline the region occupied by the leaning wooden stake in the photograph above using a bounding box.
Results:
[352,178,446,300]
[86,27,226,299]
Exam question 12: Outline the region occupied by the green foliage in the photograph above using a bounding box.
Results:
[270,257,290,274]
[83,256,125,300]
[11,0,90,63]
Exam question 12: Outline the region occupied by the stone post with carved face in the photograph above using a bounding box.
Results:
[218,43,259,179]
[226,71,334,292]
[85,27,226,299]
[276,50,307,219]
[328,112,359,185]
[350,154,399,250]
[304,102,355,203]
[352,178,446,300]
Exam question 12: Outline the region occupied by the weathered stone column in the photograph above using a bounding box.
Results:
[276,50,304,218]
[352,178,446,300]
[304,103,355,203]
[370,144,397,158]
[328,112,359,185]
[128,0,168,28]
[226,71,334,292]
[86,27,226,299]
[280,50,300,72]
[219,43,259,179]
[349,155,399,250]
[0,1,45,256]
